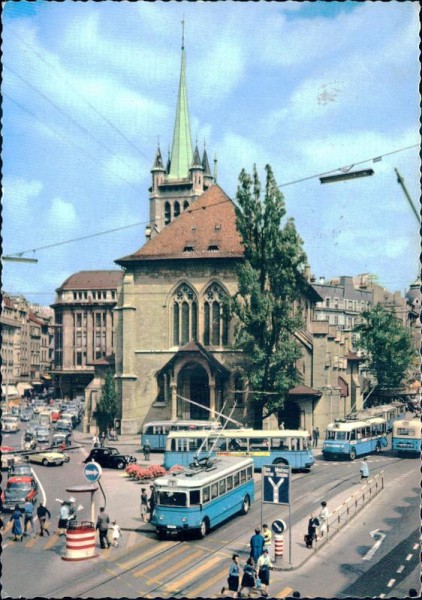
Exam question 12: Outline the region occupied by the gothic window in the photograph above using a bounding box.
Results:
[183,200,189,210]
[174,201,180,217]
[203,283,230,347]
[173,283,198,346]
[164,202,171,225]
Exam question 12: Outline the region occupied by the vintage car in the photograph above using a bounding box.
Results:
[8,463,33,478]
[22,432,38,451]
[1,447,25,471]
[1,475,38,511]
[51,432,72,449]
[84,447,136,470]
[1,415,21,433]
[26,450,70,467]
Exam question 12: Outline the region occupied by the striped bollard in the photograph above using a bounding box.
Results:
[62,522,98,561]
[274,533,284,561]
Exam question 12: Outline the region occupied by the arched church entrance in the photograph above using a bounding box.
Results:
[177,363,210,420]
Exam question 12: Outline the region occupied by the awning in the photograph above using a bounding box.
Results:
[1,384,19,398]
[17,382,33,395]
[41,374,52,381]
[31,380,43,386]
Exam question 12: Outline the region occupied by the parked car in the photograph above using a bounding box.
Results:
[84,447,136,470]
[26,450,69,467]
[1,415,21,433]
[1,475,38,511]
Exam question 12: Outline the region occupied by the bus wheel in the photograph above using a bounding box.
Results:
[349,448,357,460]
[273,458,288,466]
[199,519,209,539]
[157,530,166,540]
[241,495,250,515]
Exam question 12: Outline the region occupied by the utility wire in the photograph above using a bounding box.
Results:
[5,65,145,189]
[4,92,142,195]
[8,27,151,163]
[2,143,418,259]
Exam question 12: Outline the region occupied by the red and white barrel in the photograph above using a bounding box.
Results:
[62,524,98,561]
[274,533,284,558]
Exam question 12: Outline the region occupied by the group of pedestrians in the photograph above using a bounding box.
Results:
[95,506,122,548]
[140,486,155,522]
[221,526,273,598]
[9,501,52,541]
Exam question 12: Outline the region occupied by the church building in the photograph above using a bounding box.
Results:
[114,38,362,435]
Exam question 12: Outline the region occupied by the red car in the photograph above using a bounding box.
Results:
[1,475,38,511]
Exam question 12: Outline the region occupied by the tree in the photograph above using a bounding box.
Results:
[353,304,413,392]
[230,164,308,429]
[95,371,118,434]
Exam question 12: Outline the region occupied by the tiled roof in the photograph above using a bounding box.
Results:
[57,270,123,291]
[116,184,244,263]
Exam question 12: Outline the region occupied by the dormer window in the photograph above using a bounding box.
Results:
[183,245,195,252]
[208,245,219,252]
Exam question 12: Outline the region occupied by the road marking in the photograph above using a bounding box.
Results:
[387,579,396,588]
[43,532,61,550]
[412,543,419,550]
[396,565,405,574]
[186,562,227,597]
[24,534,39,548]
[274,586,294,598]
[141,548,204,582]
[106,536,150,563]
[405,553,413,561]
[165,554,223,592]
[379,594,386,598]
[117,540,175,571]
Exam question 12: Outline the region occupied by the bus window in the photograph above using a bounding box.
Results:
[190,490,201,505]
[350,430,356,440]
[226,475,233,491]
[233,472,240,487]
[158,491,187,507]
[247,466,253,480]
[364,426,371,437]
[228,438,242,451]
[144,426,154,435]
[203,486,210,503]
[219,479,226,495]
[326,431,336,441]
[211,483,218,500]
[336,431,347,441]
[240,469,246,484]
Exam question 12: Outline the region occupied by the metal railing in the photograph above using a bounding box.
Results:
[315,470,384,549]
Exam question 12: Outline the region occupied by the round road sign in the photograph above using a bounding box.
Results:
[83,461,102,483]
[272,519,287,534]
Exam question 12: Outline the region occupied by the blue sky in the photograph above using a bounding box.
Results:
[2,1,420,306]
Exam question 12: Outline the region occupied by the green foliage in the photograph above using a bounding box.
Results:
[353,304,413,389]
[231,165,308,428]
[95,371,118,434]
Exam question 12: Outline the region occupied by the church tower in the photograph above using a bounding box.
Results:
[147,26,214,239]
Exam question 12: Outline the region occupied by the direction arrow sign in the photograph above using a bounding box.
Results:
[272,519,287,534]
[83,461,102,483]
[262,464,290,505]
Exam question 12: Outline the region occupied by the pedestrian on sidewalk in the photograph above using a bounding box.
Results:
[239,557,256,597]
[140,488,149,522]
[92,433,100,448]
[23,500,35,536]
[58,501,71,535]
[110,520,122,547]
[148,485,155,518]
[37,502,51,536]
[96,506,111,549]
[262,523,272,549]
[249,527,265,563]
[142,440,151,461]
[221,553,240,598]
[257,548,272,597]
[305,513,319,548]
[99,432,106,448]
[360,457,370,482]
[10,504,23,541]
[312,427,320,448]
[318,501,329,539]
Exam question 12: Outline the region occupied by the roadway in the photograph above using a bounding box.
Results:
[1,425,419,598]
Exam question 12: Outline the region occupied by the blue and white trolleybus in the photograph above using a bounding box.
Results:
[322,416,388,460]
[140,420,221,451]
[392,418,421,455]
[150,456,254,538]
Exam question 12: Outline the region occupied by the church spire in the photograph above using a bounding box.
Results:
[168,21,193,180]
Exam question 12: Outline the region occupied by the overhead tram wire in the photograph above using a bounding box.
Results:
[5,65,145,183]
[8,27,151,163]
[3,142,418,260]
[3,92,142,196]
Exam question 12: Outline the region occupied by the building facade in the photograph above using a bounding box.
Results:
[50,271,123,417]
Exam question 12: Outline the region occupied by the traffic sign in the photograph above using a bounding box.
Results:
[262,464,290,505]
[83,461,102,483]
[272,519,287,534]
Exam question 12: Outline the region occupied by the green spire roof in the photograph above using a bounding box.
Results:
[168,46,193,180]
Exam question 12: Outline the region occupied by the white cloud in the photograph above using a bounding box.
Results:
[47,197,79,230]
[3,177,43,213]
[102,154,148,186]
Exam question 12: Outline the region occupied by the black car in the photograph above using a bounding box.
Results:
[84,447,136,470]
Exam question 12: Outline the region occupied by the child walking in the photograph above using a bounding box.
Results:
[110,520,122,547]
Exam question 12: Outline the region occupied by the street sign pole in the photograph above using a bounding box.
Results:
[288,494,292,566]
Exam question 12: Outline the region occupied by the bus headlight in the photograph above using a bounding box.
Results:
[181,517,187,522]
[159,515,164,521]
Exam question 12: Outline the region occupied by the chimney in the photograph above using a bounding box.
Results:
[319,276,326,284]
